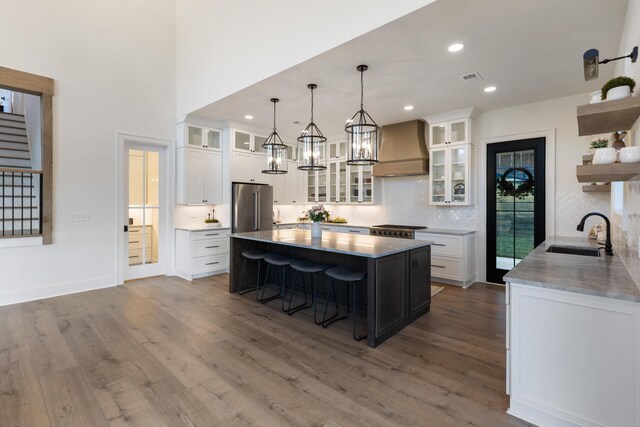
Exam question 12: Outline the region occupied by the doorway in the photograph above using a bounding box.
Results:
[118,134,173,283]
[486,138,545,284]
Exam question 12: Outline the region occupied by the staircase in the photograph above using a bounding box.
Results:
[0,111,32,169]
[0,111,40,237]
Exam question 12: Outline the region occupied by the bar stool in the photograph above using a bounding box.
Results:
[322,266,368,341]
[286,259,333,320]
[238,250,268,299]
[260,253,296,308]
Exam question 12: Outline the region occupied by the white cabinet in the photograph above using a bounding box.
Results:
[429,118,469,147]
[327,160,348,203]
[306,168,328,203]
[178,123,221,150]
[284,161,304,204]
[348,164,373,204]
[429,145,473,205]
[231,130,275,185]
[415,231,476,287]
[175,228,230,280]
[177,148,223,205]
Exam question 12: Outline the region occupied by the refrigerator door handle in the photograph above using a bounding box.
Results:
[256,191,261,230]
[253,192,259,230]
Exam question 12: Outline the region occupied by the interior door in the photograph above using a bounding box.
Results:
[125,146,165,280]
[486,138,545,284]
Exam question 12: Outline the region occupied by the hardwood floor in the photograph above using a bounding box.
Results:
[0,275,529,426]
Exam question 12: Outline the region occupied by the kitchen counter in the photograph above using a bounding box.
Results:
[229,229,432,348]
[232,229,430,258]
[175,226,230,232]
[503,236,640,302]
[276,222,476,235]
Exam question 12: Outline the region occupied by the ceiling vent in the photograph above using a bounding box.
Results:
[461,72,483,82]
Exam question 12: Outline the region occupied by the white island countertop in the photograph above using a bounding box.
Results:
[232,229,431,258]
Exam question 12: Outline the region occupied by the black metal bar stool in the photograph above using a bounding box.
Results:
[238,250,268,299]
[287,260,333,320]
[322,266,368,341]
[259,253,296,307]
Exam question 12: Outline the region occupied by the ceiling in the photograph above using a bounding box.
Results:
[191,0,629,139]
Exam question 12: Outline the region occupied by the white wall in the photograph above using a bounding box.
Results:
[0,0,176,306]
[176,0,436,116]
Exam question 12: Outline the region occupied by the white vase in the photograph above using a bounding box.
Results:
[592,147,617,164]
[606,85,631,101]
[311,222,322,238]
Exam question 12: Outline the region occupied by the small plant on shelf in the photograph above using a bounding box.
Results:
[601,76,636,100]
[307,205,330,223]
[590,137,608,150]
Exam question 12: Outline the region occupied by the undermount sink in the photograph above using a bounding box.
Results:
[545,245,601,257]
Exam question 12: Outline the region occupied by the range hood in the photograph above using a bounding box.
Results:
[372,120,428,177]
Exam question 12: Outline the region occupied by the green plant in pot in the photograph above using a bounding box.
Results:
[205,210,220,227]
[589,137,608,152]
[601,76,636,100]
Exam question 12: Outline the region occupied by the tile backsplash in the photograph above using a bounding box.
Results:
[612,179,640,287]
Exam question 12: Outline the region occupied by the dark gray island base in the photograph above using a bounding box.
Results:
[229,229,431,348]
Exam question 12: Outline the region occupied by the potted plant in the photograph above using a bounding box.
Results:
[204,210,220,227]
[589,137,608,154]
[601,76,636,101]
[307,205,329,238]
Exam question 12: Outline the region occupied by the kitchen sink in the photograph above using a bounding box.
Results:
[545,245,600,257]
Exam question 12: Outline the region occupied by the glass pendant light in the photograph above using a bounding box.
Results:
[346,65,379,165]
[297,84,326,171]
[262,98,288,175]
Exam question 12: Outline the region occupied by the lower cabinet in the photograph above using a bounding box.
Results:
[175,228,230,280]
[415,231,476,287]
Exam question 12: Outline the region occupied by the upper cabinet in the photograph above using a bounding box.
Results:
[176,123,224,205]
[429,118,469,147]
[230,130,273,184]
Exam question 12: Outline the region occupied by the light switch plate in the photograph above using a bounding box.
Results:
[71,213,89,222]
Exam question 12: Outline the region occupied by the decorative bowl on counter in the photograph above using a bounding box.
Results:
[592,147,617,164]
[618,146,640,163]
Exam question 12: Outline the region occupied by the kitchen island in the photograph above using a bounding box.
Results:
[503,236,640,427]
[229,229,431,348]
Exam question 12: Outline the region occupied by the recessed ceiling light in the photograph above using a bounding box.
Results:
[404,105,414,111]
[244,115,254,120]
[448,43,464,53]
[484,86,497,93]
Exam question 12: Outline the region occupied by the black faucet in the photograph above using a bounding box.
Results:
[577,212,613,256]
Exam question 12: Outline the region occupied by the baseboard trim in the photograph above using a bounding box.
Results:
[0,275,117,307]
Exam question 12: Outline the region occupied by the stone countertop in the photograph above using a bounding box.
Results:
[175,226,230,232]
[276,222,476,235]
[232,229,431,259]
[503,236,640,303]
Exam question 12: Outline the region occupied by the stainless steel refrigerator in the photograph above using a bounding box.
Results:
[231,182,273,233]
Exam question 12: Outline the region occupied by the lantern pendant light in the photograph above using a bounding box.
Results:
[297,84,327,171]
[262,98,288,175]
[346,65,379,165]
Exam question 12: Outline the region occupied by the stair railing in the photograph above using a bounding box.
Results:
[0,168,43,237]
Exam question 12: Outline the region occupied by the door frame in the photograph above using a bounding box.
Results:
[116,133,175,285]
[479,129,556,284]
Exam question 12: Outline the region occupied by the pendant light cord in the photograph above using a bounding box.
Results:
[272,100,277,132]
[310,86,314,124]
[360,68,364,111]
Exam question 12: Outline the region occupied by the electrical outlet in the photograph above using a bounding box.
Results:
[71,213,89,222]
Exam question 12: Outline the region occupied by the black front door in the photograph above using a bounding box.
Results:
[487,138,546,284]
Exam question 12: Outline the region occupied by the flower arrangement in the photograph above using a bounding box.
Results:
[307,205,330,223]
[590,137,608,150]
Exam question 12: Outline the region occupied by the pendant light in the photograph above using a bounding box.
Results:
[346,65,379,165]
[262,98,288,175]
[297,84,326,171]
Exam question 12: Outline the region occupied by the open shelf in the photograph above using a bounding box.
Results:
[582,184,611,193]
[576,162,640,183]
[577,96,640,136]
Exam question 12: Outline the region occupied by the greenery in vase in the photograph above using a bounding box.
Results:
[307,205,330,222]
[204,211,219,224]
[590,138,608,149]
[601,76,636,100]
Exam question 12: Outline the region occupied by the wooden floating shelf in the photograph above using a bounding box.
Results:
[582,184,611,193]
[576,162,640,183]
[577,96,640,136]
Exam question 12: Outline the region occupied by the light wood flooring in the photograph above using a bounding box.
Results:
[0,274,529,426]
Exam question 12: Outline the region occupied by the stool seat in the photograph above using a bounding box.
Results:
[241,250,268,260]
[264,253,295,267]
[291,260,333,274]
[325,266,366,282]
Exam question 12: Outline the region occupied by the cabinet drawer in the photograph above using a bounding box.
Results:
[193,238,229,257]
[343,227,368,234]
[193,254,229,274]
[430,256,462,280]
[128,248,151,265]
[417,233,462,257]
[129,233,152,249]
[192,230,229,241]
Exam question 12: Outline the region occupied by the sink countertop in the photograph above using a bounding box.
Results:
[503,236,640,303]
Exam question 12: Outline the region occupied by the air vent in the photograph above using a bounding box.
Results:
[461,72,483,82]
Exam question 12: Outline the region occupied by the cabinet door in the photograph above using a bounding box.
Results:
[186,149,206,204]
[329,162,337,202]
[307,170,317,202]
[251,155,272,185]
[187,125,204,148]
[285,161,300,203]
[272,174,286,204]
[430,148,447,204]
[361,164,373,203]
[234,131,252,152]
[338,160,347,203]
[232,151,252,183]
[205,129,221,150]
[317,168,327,203]
[204,151,223,204]
[449,146,468,204]
[254,135,269,155]
[348,165,359,203]
[449,119,468,145]
[430,123,447,147]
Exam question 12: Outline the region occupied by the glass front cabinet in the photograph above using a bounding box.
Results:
[429,145,472,205]
[429,118,469,147]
